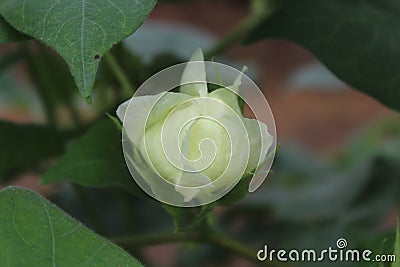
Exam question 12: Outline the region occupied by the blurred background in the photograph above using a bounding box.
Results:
[1,0,399,266]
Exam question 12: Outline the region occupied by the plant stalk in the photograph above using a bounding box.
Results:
[104,52,135,96]
[204,0,276,59]
[113,231,290,267]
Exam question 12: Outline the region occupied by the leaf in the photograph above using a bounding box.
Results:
[246,0,400,111]
[41,118,145,198]
[217,174,251,206]
[0,16,27,44]
[105,113,122,131]
[0,0,157,100]
[0,121,64,180]
[0,186,143,267]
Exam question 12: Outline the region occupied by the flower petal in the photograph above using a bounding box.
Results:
[243,118,273,173]
[208,88,241,115]
[180,48,208,97]
[117,92,192,146]
[226,66,248,94]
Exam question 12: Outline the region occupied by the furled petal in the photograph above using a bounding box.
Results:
[208,88,241,115]
[180,48,208,97]
[225,66,248,94]
[208,66,247,115]
[174,172,213,202]
[243,118,273,173]
[116,92,192,146]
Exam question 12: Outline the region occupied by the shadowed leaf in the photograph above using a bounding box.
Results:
[0,186,143,267]
[246,0,400,111]
[0,0,157,100]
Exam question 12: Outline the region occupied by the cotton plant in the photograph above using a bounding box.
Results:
[117,49,273,205]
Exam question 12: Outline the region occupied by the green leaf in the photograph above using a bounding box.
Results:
[0,0,157,100]
[0,186,143,267]
[217,174,251,206]
[41,118,145,198]
[246,0,400,111]
[0,16,27,44]
[0,121,64,180]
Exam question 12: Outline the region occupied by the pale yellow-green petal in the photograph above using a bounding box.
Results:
[187,117,231,180]
[208,88,241,115]
[243,118,273,173]
[180,48,208,97]
[226,65,248,94]
[140,121,182,184]
[117,92,192,146]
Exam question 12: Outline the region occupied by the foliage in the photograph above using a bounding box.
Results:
[0,0,156,100]
[246,0,400,111]
[0,187,143,267]
[41,118,144,197]
[0,121,64,180]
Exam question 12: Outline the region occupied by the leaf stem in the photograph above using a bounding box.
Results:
[113,230,290,267]
[104,52,135,96]
[204,0,275,59]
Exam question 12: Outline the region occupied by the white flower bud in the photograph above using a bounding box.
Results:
[117,49,274,206]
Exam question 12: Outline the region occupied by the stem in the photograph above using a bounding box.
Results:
[207,231,261,265]
[104,52,135,96]
[114,231,196,247]
[113,231,290,267]
[204,0,275,59]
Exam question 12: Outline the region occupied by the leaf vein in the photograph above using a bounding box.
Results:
[83,241,107,266]
[81,0,87,91]
[107,0,127,34]
[41,0,60,39]
[40,199,56,267]
[12,197,50,260]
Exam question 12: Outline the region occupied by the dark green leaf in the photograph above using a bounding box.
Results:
[0,16,27,44]
[41,118,145,198]
[0,186,143,267]
[246,0,400,111]
[0,121,64,180]
[105,113,122,131]
[217,174,251,206]
[0,0,157,100]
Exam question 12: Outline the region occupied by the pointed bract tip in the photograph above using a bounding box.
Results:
[190,48,204,62]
